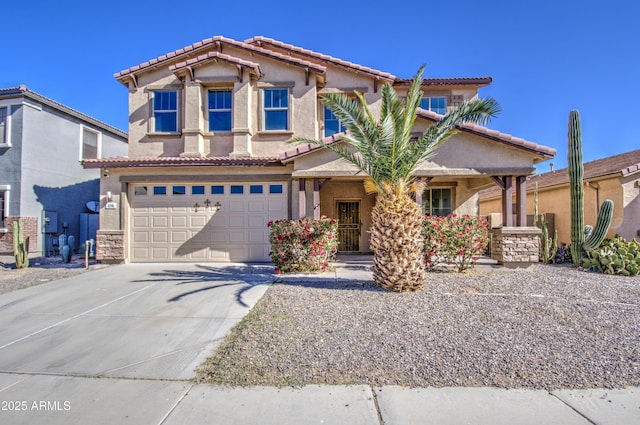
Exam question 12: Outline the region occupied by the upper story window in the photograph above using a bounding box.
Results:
[423,188,452,217]
[420,96,447,115]
[323,106,346,137]
[153,91,178,133]
[208,90,232,132]
[81,126,101,160]
[0,106,10,147]
[263,88,289,131]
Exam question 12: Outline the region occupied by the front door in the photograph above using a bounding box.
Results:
[336,200,360,252]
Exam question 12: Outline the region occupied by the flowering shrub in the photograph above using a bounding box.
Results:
[423,214,489,272]
[268,217,339,274]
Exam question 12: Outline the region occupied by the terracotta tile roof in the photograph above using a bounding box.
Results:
[245,36,397,81]
[82,156,284,169]
[407,77,492,87]
[115,36,326,84]
[169,51,263,78]
[479,149,640,199]
[0,85,127,139]
[416,109,555,159]
[280,111,555,163]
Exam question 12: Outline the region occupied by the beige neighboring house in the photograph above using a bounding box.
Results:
[83,35,555,263]
[479,149,640,244]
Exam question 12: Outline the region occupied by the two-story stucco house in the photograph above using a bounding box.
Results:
[83,36,555,264]
[0,86,128,255]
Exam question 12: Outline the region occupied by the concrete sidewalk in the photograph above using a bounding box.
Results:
[1,375,638,424]
[1,262,639,424]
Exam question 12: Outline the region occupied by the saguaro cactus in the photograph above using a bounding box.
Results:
[13,221,30,269]
[568,110,614,266]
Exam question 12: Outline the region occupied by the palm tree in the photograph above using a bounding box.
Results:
[291,66,500,292]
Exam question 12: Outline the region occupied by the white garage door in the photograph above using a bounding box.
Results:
[130,182,288,262]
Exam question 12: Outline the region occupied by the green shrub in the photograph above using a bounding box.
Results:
[268,217,339,274]
[423,214,489,272]
[583,237,640,276]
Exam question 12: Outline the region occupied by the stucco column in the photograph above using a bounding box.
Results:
[516,176,527,226]
[181,78,204,157]
[231,75,252,157]
[298,179,306,219]
[313,178,320,220]
[502,176,513,226]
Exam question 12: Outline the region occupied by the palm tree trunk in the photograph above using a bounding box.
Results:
[370,191,425,292]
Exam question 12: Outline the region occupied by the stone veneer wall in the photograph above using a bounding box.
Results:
[0,217,39,254]
[96,230,125,264]
[491,227,542,265]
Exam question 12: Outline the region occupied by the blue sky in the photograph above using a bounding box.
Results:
[3,0,638,172]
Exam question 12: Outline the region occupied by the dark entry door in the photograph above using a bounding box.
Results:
[336,201,360,252]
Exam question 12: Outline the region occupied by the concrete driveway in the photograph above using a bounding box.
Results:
[0,263,272,425]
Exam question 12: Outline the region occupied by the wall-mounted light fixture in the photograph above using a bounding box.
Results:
[102,168,109,177]
[106,191,113,202]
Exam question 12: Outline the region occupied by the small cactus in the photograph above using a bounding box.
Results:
[13,221,30,269]
[59,234,74,263]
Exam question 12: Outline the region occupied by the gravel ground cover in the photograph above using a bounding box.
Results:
[197,264,640,390]
[0,255,107,294]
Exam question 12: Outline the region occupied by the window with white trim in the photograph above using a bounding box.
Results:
[153,91,178,132]
[81,126,101,160]
[323,105,346,137]
[420,96,447,115]
[0,106,10,146]
[208,89,232,132]
[422,188,452,216]
[0,186,9,229]
[263,88,289,131]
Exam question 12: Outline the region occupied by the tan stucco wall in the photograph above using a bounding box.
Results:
[479,174,631,245]
[619,175,640,240]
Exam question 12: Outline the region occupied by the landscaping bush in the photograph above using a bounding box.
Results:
[583,237,640,276]
[268,217,339,274]
[423,214,489,272]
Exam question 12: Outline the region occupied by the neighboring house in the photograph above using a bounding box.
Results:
[0,86,128,255]
[479,149,640,244]
[83,35,555,263]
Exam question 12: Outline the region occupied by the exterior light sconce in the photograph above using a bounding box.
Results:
[106,191,113,202]
[103,168,109,177]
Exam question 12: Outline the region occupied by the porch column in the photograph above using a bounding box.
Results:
[516,176,527,226]
[502,176,513,227]
[298,179,306,219]
[313,178,321,220]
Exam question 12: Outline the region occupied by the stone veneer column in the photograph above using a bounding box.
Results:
[96,230,125,264]
[490,227,542,266]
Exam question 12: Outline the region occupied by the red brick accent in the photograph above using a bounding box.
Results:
[0,217,38,254]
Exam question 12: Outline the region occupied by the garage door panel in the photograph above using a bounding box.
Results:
[171,231,189,243]
[130,181,287,262]
[171,216,187,227]
[228,216,245,227]
[132,231,149,243]
[152,216,169,227]
[133,217,149,228]
[248,200,265,212]
[248,230,265,243]
[229,230,246,243]
[152,231,168,243]
[228,200,246,212]
[269,199,285,211]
